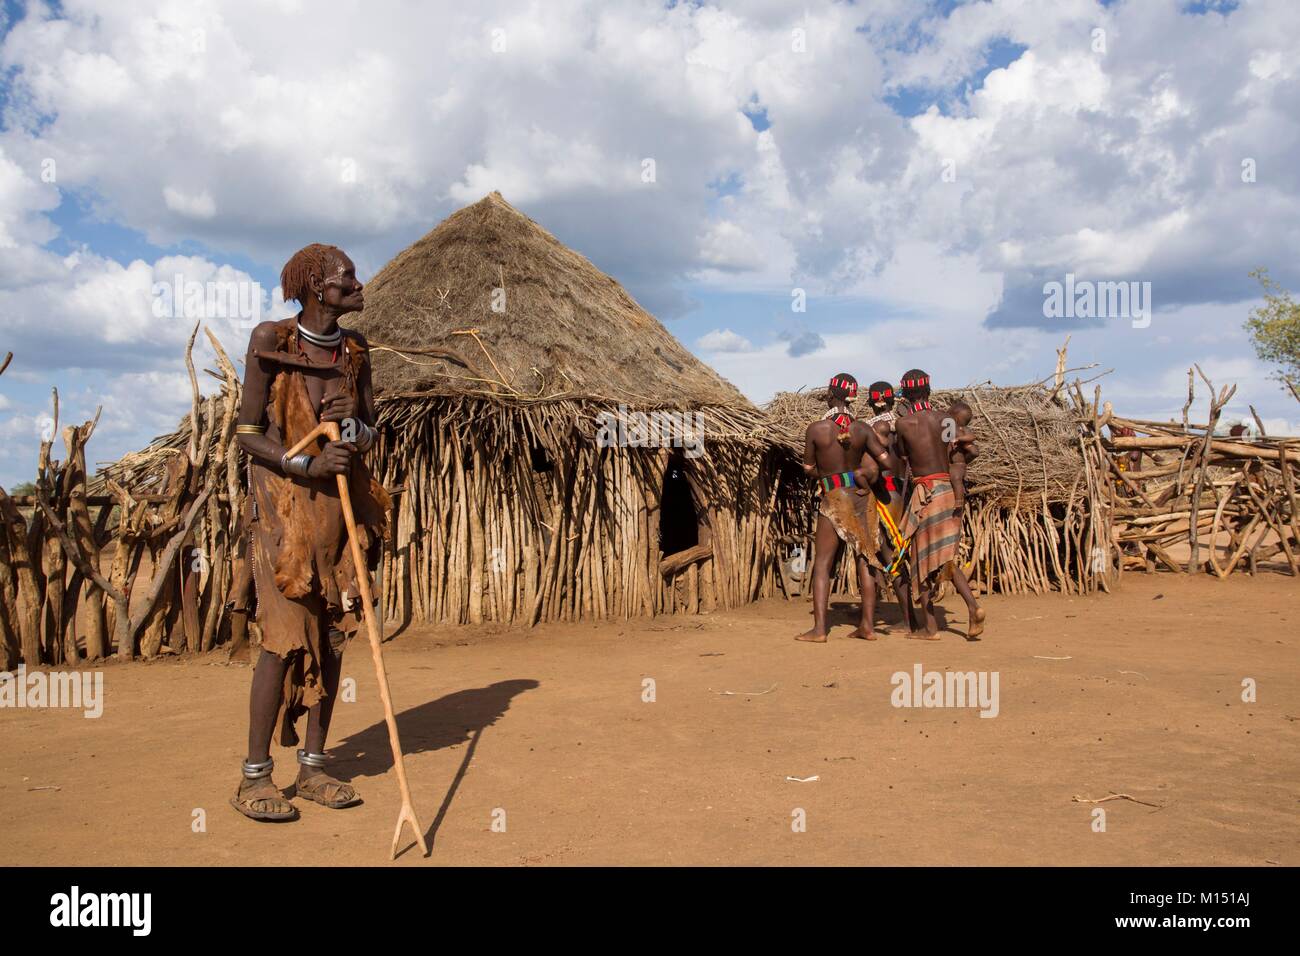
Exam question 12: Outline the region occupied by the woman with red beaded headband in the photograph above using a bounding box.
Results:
[826,373,858,443]
[796,373,895,643]
[899,368,933,412]
[889,368,983,640]
[865,380,895,419]
[861,379,915,630]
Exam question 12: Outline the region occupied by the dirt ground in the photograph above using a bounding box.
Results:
[1,573,1296,866]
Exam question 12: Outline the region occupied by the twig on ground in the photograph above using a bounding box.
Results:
[710,684,777,696]
[1072,791,1163,809]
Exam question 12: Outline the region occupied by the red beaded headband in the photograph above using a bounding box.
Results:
[901,375,930,388]
[829,377,858,397]
[870,387,894,402]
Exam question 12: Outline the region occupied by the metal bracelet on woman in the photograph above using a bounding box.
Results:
[347,419,376,453]
[280,451,313,478]
[356,422,377,453]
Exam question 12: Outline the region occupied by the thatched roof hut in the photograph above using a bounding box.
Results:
[349,192,781,626]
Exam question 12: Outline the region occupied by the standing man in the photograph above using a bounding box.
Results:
[796,374,890,643]
[890,370,963,640]
[230,243,390,821]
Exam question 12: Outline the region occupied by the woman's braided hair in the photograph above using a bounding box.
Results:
[280,243,342,305]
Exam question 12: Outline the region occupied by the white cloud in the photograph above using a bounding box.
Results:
[162,186,216,220]
[0,143,288,484]
[696,328,754,352]
[698,220,767,272]
[4,0,1296,313]
[895,335,938,351]
[2,0,1300,474]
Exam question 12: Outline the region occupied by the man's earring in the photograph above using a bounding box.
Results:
[317,291,324,303]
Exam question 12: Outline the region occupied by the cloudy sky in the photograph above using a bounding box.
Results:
[1,0,1297,485]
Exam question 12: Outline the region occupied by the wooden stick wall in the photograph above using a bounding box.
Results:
[373,395,780,627]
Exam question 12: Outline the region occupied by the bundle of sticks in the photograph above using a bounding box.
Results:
[1100,366,1300,578]
[0,327,246,669]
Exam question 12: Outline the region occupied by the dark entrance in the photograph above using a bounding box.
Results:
[658,450,699,556]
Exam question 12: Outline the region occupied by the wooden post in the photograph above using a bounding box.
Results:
[1187,367,1236,573]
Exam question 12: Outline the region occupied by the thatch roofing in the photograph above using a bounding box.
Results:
[765,382,1088,507]
[349,192,760,426]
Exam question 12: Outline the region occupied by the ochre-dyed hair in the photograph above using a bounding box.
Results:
[867,380,894,407]
[900,368,931,401]
[280,243,342,305]
[828,372,858,403]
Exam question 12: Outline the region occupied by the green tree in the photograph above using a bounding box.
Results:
[1245,268,1300,402]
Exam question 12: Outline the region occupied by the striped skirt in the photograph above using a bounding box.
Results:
[900,475,961,584]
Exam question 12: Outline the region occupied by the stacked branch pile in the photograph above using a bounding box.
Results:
[0,330,243,668]
[1101,366,1299,578]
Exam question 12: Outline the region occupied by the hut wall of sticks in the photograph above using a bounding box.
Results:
[0,193,789,668]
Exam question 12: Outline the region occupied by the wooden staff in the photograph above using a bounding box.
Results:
[283,420,429,860]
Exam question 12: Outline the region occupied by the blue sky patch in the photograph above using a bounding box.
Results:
[886,35,1028,118]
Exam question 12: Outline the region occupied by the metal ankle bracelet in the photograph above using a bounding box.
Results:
[297,749,327,769]
[242,757,274,780]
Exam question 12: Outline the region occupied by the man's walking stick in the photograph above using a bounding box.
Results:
[284,420,429,859]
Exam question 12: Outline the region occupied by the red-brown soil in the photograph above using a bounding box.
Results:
[1,573,1296,866]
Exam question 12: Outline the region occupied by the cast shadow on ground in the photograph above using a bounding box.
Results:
[826,598,948,633]
[330,678,539,855]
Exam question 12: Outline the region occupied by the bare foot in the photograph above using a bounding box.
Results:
[967,607,986,641]
[794,630,827,643]
[848,625,878,641]
[906,631,941,641]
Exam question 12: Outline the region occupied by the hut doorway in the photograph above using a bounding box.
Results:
[659,451,701,557]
